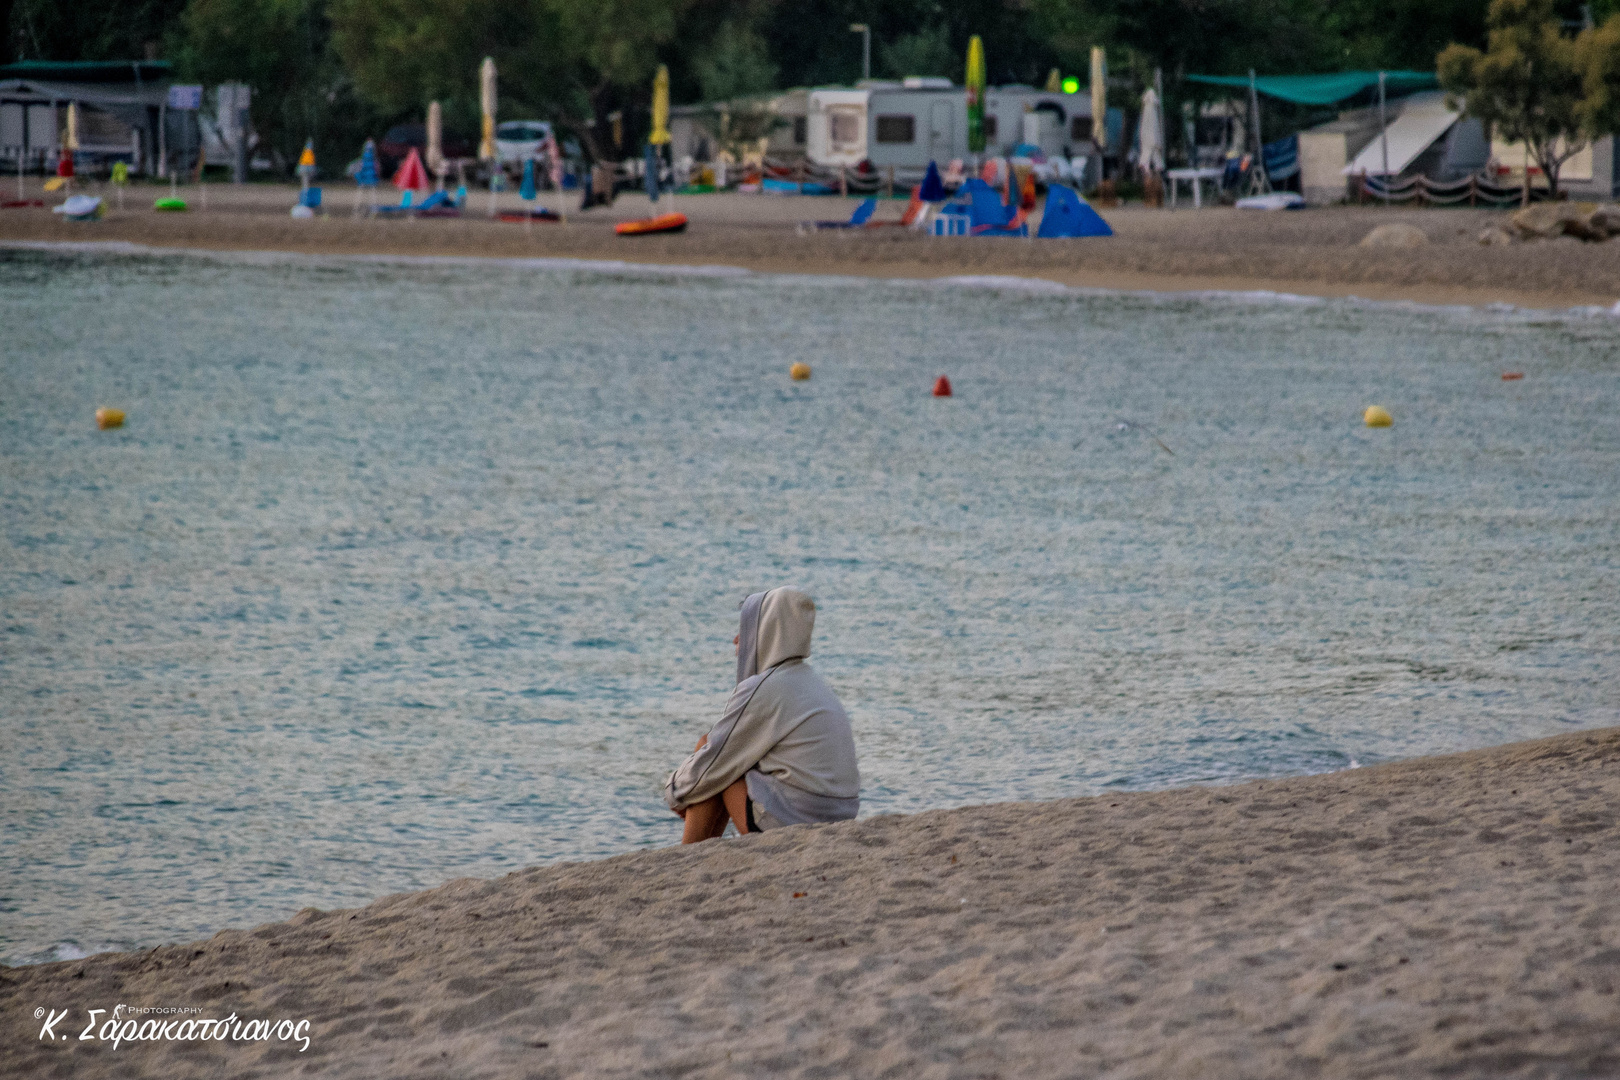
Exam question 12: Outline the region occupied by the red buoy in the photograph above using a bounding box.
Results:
[1501,372,1524,380]
[932,376,952,397]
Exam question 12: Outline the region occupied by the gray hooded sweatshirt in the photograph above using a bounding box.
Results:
[664,588,860,830]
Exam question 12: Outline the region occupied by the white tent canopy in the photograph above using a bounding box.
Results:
[1342,91,1459,177]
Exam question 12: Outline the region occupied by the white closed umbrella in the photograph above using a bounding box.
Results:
[1138,87,1163,175]
[427,100,444,188]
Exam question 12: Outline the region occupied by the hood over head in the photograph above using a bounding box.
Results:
[736,587,815,683]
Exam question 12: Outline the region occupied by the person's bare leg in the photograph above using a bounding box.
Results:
[681,795,730,844]
[680,778,753,843]
[721,777,752,834]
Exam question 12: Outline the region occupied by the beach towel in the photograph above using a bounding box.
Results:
[665,588,860,829]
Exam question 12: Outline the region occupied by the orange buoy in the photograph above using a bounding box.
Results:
[790,362,811,381]
[1501,372,1524,380]
[95,407,125,429]
[932,376,952,397]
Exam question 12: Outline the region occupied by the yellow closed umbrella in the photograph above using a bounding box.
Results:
[66,102,80,151]
[649,65,670,146]
[479,58,497,162]
[966,36,986,154]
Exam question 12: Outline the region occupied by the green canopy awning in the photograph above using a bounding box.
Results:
[1183,70,1437,106]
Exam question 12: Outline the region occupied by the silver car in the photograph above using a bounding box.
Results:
[495,120,554,169]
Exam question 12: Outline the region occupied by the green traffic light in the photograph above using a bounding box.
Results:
[1061,77,1080,94]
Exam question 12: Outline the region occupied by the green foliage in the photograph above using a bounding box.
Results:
[6,0,188,63]
[1326,0,1488,72]
[174,0,382,172]
[1576,14,1620,135]
[1438,0,1587,195]
[881,25,957,79]
[693,19,777,101]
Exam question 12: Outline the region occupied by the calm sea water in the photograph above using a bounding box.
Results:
[2,245,1617,965]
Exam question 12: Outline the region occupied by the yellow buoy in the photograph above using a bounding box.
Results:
[790,362,811,381]
[96,407,125,429]
[1363,406,1392,428]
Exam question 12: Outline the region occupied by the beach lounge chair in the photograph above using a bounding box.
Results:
[804,198,878,230]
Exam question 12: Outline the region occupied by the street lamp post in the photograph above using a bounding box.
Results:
[850,24,870,82]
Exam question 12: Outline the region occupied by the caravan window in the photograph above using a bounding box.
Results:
[1070,117,1093,141]
[875,115,916,144]
[829,111,861,147]
[983,115,998,140]
[793,116,807,145]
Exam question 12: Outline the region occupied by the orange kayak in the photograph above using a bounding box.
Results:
[615,212,687,236]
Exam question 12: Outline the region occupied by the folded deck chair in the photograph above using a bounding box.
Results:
[805,197,878,230]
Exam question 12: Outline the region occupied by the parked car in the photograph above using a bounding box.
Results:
[376,123,474,177]
[495,120,555,169]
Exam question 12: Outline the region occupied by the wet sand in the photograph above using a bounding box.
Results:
[3,727,1617,1079]
[5,182,1618,309]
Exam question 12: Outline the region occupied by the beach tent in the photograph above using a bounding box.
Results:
[1036,185,1112,237]
[959,177,1028,236]
[1340,92,1466,177]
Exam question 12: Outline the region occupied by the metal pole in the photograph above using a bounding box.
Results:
[1247,69,1268,193]
[1378,71,1390,207]
[849,24,870,82]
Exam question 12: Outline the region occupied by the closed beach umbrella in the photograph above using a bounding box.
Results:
[1138,87,1163,174]
[427,100,444,179]
[357,140,379,186]
[479,58,497,163]
[966,36,986,154]
[1090,47,1107,151]
[66,101,79,151]
[650,64,670,146]
[394,146,429,190]
[520,157,537,201]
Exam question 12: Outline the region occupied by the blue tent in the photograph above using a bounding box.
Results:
[957,178,1026,235]
[918,161,946,202]
[1036,185,1112,238]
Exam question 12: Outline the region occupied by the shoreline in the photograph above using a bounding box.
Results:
[6,233,1615,315]
[4,726,1617,1078]
[6,187,1620,310]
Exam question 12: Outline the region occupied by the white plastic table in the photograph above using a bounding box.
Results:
[1166,167,1225,209]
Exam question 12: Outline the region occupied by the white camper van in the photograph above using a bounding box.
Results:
[806,89,869,167]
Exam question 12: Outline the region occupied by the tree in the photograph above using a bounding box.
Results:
[7,0,187,63]
[1438,0,1587,198]
[690,19,781,161]
[881,26,957,79]
[1576,13,1620,138]
[328,0,691,161]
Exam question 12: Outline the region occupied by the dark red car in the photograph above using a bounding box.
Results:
[376,123,474,177]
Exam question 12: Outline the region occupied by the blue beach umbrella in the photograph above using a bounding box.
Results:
[919,160,946,202]
[356,140,378,186]
[520,158,537,202]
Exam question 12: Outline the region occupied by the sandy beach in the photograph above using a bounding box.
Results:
[3,726,1617,1078]
[5,182,1619,310]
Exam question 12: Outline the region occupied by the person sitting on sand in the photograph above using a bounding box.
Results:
[665,587,859,842]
